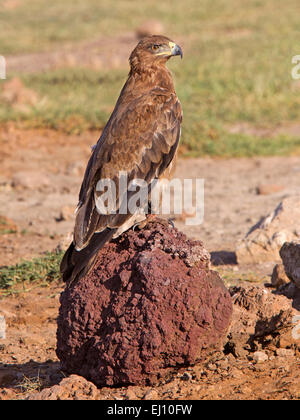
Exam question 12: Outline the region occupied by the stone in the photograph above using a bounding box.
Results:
[280,242,300,288]
[27,375,100,400]
[181,372,192,381]
[236,197,300,264]
[143,389,158,400]
[275,281,300,313]
[252,351,268,363]
[226,284,299,357]
[276,348,294,358]
[256,184,284,195]
[0,388,17,400]
[124,387,137,400]
[216,358,229,371]
[56,220,232,387]
[271,263,290,289]
[230,367,244,379]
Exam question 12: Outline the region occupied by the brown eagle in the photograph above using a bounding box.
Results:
[61,35,183,284]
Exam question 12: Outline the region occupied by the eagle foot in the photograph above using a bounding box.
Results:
[132,215,175,231]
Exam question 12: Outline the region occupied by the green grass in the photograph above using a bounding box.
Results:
[1,0,300,156]
[0,68,127,133]
[216,266,269,288]
[0,0,272,55]
[0,250,63,290]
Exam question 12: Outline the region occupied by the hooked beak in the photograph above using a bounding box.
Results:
[154,41,183,59]
[170,42,183,59]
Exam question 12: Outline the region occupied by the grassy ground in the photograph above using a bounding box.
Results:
[0,250,63,295]
[0,250,267,296]
[1,0,300,157]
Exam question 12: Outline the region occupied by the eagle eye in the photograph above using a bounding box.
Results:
[152,44,160,51]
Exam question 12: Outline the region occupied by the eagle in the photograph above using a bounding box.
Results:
[61,35,183,284]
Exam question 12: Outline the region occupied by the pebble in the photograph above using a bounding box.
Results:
[124,387,137,400]
[181,372,192,381]
[276,348,294,358]
[143,389,158,400]
[271,263,290,289]
[256,184,284,195]
[206,363,217,371]
[216,359,229,371]
[252,351,268,363]
[230,367,244,379]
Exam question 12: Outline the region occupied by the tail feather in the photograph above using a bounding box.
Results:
[60,228,116,285]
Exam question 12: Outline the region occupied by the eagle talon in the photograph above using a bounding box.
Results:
[132,222,140,231]
[168,218,175,229]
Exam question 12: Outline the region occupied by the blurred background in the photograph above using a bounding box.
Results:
[1,0,300,155]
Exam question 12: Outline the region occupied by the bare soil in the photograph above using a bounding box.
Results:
[1,126,300,399]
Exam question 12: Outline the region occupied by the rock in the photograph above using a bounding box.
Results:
[230,367,244,379]
[256,184,284,195]
[135,20,165,39]
[236,197,300,264]
[280,242,300,288]
[206,362,217,371]
[252,351,268,363]
[227,284,299,357]
[215,358,229,371]
[27,375,100,400]
[181,372,192,381]
[274,281,300,312]
[56,220,232,387]
[0,388,17,400]
[124,387,137,400]
[143,389,158,400]
[276,348,294,358]
[271,263,290,289]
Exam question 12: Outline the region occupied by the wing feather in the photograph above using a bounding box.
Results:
[74,90,182,251]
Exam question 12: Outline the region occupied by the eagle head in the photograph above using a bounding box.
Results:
[129,35,183,73]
